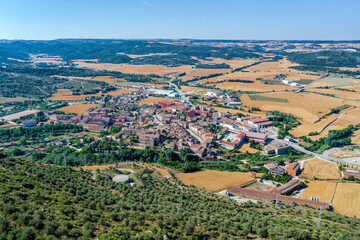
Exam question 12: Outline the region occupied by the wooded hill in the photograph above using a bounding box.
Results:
[0,157,359,239]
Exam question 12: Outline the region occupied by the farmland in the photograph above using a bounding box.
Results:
[310,108,360,140]
[300,181,337,202]
[214,81,294,92]
[92,76,126,82]
[74,61,194,76]
[57,104,97,115]
[176,170,256,192]
[301,159,341,180]
[248,95,289,103]
[138,97,179,105]
[181,68,230,81]
[332,183,360,217]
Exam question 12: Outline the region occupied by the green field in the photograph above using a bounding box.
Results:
[248,95,289,103]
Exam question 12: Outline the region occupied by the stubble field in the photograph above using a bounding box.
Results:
[300,181,337,202]
[57,104,97,115]
[176,170,256,192]
[301,159,340,180]
[332,183,360,217]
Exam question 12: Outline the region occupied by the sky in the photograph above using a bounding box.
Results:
[0,0,359,40]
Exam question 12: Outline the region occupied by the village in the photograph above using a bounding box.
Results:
[1,82,360,218]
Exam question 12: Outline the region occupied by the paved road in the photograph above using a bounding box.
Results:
[279,139,360,165]
[168,81,194,108]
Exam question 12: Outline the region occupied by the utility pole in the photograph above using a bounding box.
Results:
[317,207,322,228]
[84,155,86,167]
[275,195,278,214]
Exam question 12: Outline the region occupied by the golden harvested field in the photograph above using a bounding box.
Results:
[57,104,97,115]
[301,159,340,180]
[212,106,264,116]
[300,181,337,202]
[310,108,360,140]
[332,183,360,217]
[181,69,230,81]
[215,81,293,92]
[240,92,347,136]
[291,115,338,137]
[74,61,194,75]
[351,130,360,145]
[107,89,135,96]
[92,76,126,82]
[53,89,73,96]
[307,87,360,99]
[48,94,99,101]
[138,97,179,105]
[238,142,260,153]
[329,152,360,158]
[176,170,256,192]
[82,164,114,170]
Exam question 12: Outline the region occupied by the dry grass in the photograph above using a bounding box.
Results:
[301,159,340,180]
[138,97,179,105]
[351,130,360,145]
[57,104,97,115]
[74,61,194,75]
[53,89,73,96]
[0,123,18,128]
[332,183,360,217]
[300,181,337,202]
[82,164,114,170]
[238,142,261,153]
[329,152,360,158]
[176,170,256,192]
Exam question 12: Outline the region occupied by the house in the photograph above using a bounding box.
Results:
[342,168,360,180]
[285,162,300,176]
[205,90,226,98]
[227,186,330,209]
[264,140,292,155]
[219,132,246,149]
[268,179,301,195]
[269,167,285,176]
[138,132,161,147]
[22,119,37,128]
[245,131,268,144]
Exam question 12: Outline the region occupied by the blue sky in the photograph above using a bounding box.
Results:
[0,0,359,40]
